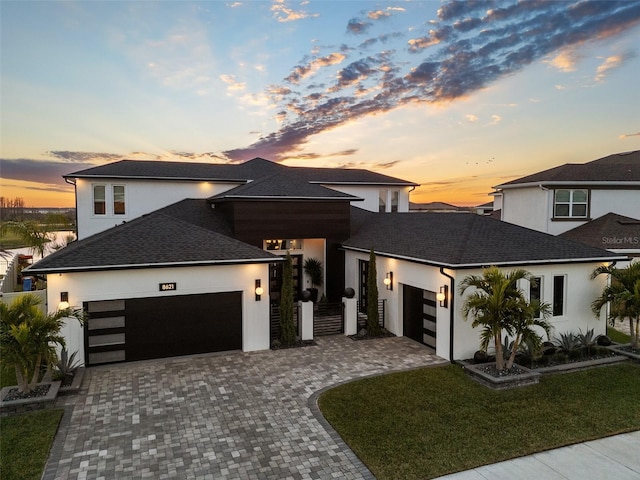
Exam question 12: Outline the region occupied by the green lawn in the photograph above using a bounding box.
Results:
[0,409,63,480]
[608,326,632,344]
[319,363,640,480]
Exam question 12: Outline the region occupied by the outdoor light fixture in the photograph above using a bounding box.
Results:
[255,279,264,301]
[384,272,393,290]
[58,292,70,310]
[437,285,448,308]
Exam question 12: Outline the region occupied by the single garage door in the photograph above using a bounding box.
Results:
[403,285,437,351]
[85,292,242,366]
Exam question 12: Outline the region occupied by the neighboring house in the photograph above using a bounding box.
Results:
[560,213,640,259]
[409,202,467,213]
[474,201,494,215]
[26,157,626,366]
[493,150,640,235]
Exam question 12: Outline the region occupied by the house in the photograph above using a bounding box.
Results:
[26,157,626,365]
[492,150,640,236]
[560,213,640,259]
[409,202,467,213]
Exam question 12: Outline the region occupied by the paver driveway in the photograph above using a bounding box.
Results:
[46,335,447,480]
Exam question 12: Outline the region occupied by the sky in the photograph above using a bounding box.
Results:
[1,0,640,208]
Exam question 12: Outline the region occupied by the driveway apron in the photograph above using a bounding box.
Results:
[46,335,447,480]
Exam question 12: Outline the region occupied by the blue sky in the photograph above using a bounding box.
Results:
[1,0,639,207]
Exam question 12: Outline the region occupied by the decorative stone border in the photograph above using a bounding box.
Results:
[464,363,540,390]
[0,381,61,416]
[535,355,628,374]
[607,344,640,362]
[58,367,85,395]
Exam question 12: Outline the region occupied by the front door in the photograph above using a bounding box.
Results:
[403,285,437,350]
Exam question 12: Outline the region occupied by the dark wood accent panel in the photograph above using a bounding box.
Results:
[225,201,351,244]
[125,292,242,361]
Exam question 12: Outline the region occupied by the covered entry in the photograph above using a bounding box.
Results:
[402,285,437,350]
[85,291,242,365]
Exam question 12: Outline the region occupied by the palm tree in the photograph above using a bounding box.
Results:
[459,266,544,371]
[591,262,640,349]
[0,293,85,393]
[505,296,552,369]
[1,220,52,258]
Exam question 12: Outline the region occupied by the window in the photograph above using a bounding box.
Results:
[391,190,399,212]
[93,185,106,215]
[554,189,588,218]
[552,275,565,316]
[379,190,387,213]
[529,276,542,318]
[264,239,303,251]
[113,185,126,215]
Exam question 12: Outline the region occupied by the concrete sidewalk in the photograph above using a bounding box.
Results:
[436,431,640,480]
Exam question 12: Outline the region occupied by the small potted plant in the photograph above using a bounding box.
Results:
[303,257,323,303]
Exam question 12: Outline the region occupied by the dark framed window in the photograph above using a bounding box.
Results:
[552,275,565,316]
[113,185,126,215]
[554,189,588,218]
[529,276,542,318]
[93,185,106,215]
[391,190,399,212]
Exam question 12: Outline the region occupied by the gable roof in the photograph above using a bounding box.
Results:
[560,213,640,252]
[495,150,640,189]
[344,208,626,268]
[26,203,277,274]
[64,157,417,186]
[208,173,361,202]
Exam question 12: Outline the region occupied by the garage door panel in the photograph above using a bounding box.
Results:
[85,292,242,365]
[125,292,242,362]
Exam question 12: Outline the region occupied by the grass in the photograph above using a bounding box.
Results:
[0,409,64,480]
[608,326,632,344]
[318,363,640,480]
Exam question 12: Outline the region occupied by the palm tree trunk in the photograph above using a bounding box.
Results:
[495,332,504,370]
[28,354,42,391]
[506,334,521,370]
[15,364,29,394]
[633,317,639,349]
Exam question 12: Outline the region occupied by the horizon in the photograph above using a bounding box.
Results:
[2,1,640,208]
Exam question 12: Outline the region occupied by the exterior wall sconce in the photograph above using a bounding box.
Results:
[437,285,448,308]
[58,291,70,310]
[255,279,264,301]
[384,272,393,291]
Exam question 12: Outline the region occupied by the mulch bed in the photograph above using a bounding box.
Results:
[2,384,51,402]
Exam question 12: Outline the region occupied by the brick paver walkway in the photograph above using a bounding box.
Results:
[46,335,447,480]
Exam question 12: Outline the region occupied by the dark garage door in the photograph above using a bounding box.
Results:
[403,285,437,350]
[85,292,242,365]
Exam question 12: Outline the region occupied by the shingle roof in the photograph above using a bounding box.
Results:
[344,208,625,268]
[64,157,417,186]
[208,173,361,201]
[26,203,277,273]
[560,213,640,251]
[495,150,640,188]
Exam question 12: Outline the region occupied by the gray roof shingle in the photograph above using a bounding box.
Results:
[26,204,277,273]
[496,150,640,187]
[65,157,417,186]
[560,213,640,251]
[344,208,625,267]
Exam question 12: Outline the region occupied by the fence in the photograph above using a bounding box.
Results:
[270,303,300,343]
[0,289,47,313]
[0,253,19,294]
[313,301,344,336]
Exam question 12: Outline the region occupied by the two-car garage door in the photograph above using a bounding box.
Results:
[85,292,242,366]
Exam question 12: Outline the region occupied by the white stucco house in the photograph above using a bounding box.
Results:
[26,157,626,366]
[492,150,640,236]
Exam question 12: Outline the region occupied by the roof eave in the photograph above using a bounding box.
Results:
[65,174,248,183]
[24,256,283,275]
[310,181,419,187]
[495,181,640,190]
[341,245,627,269]
[211,195,363,202]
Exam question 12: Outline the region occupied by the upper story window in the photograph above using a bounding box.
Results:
[264,239,303,251]
[379,190,387,213]
[93,185,106,215]
[113,185,126,215]
[391,191,399,212]
[554,189,588,218]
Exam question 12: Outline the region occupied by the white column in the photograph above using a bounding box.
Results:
[343,296,358,336]
[299,300,314,341]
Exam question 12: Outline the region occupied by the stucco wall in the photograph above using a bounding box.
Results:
[325,185,411,213]
[46,262,271,365]
[501,186,549,232]
[75,178,242,239]
[345,250,611,361]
